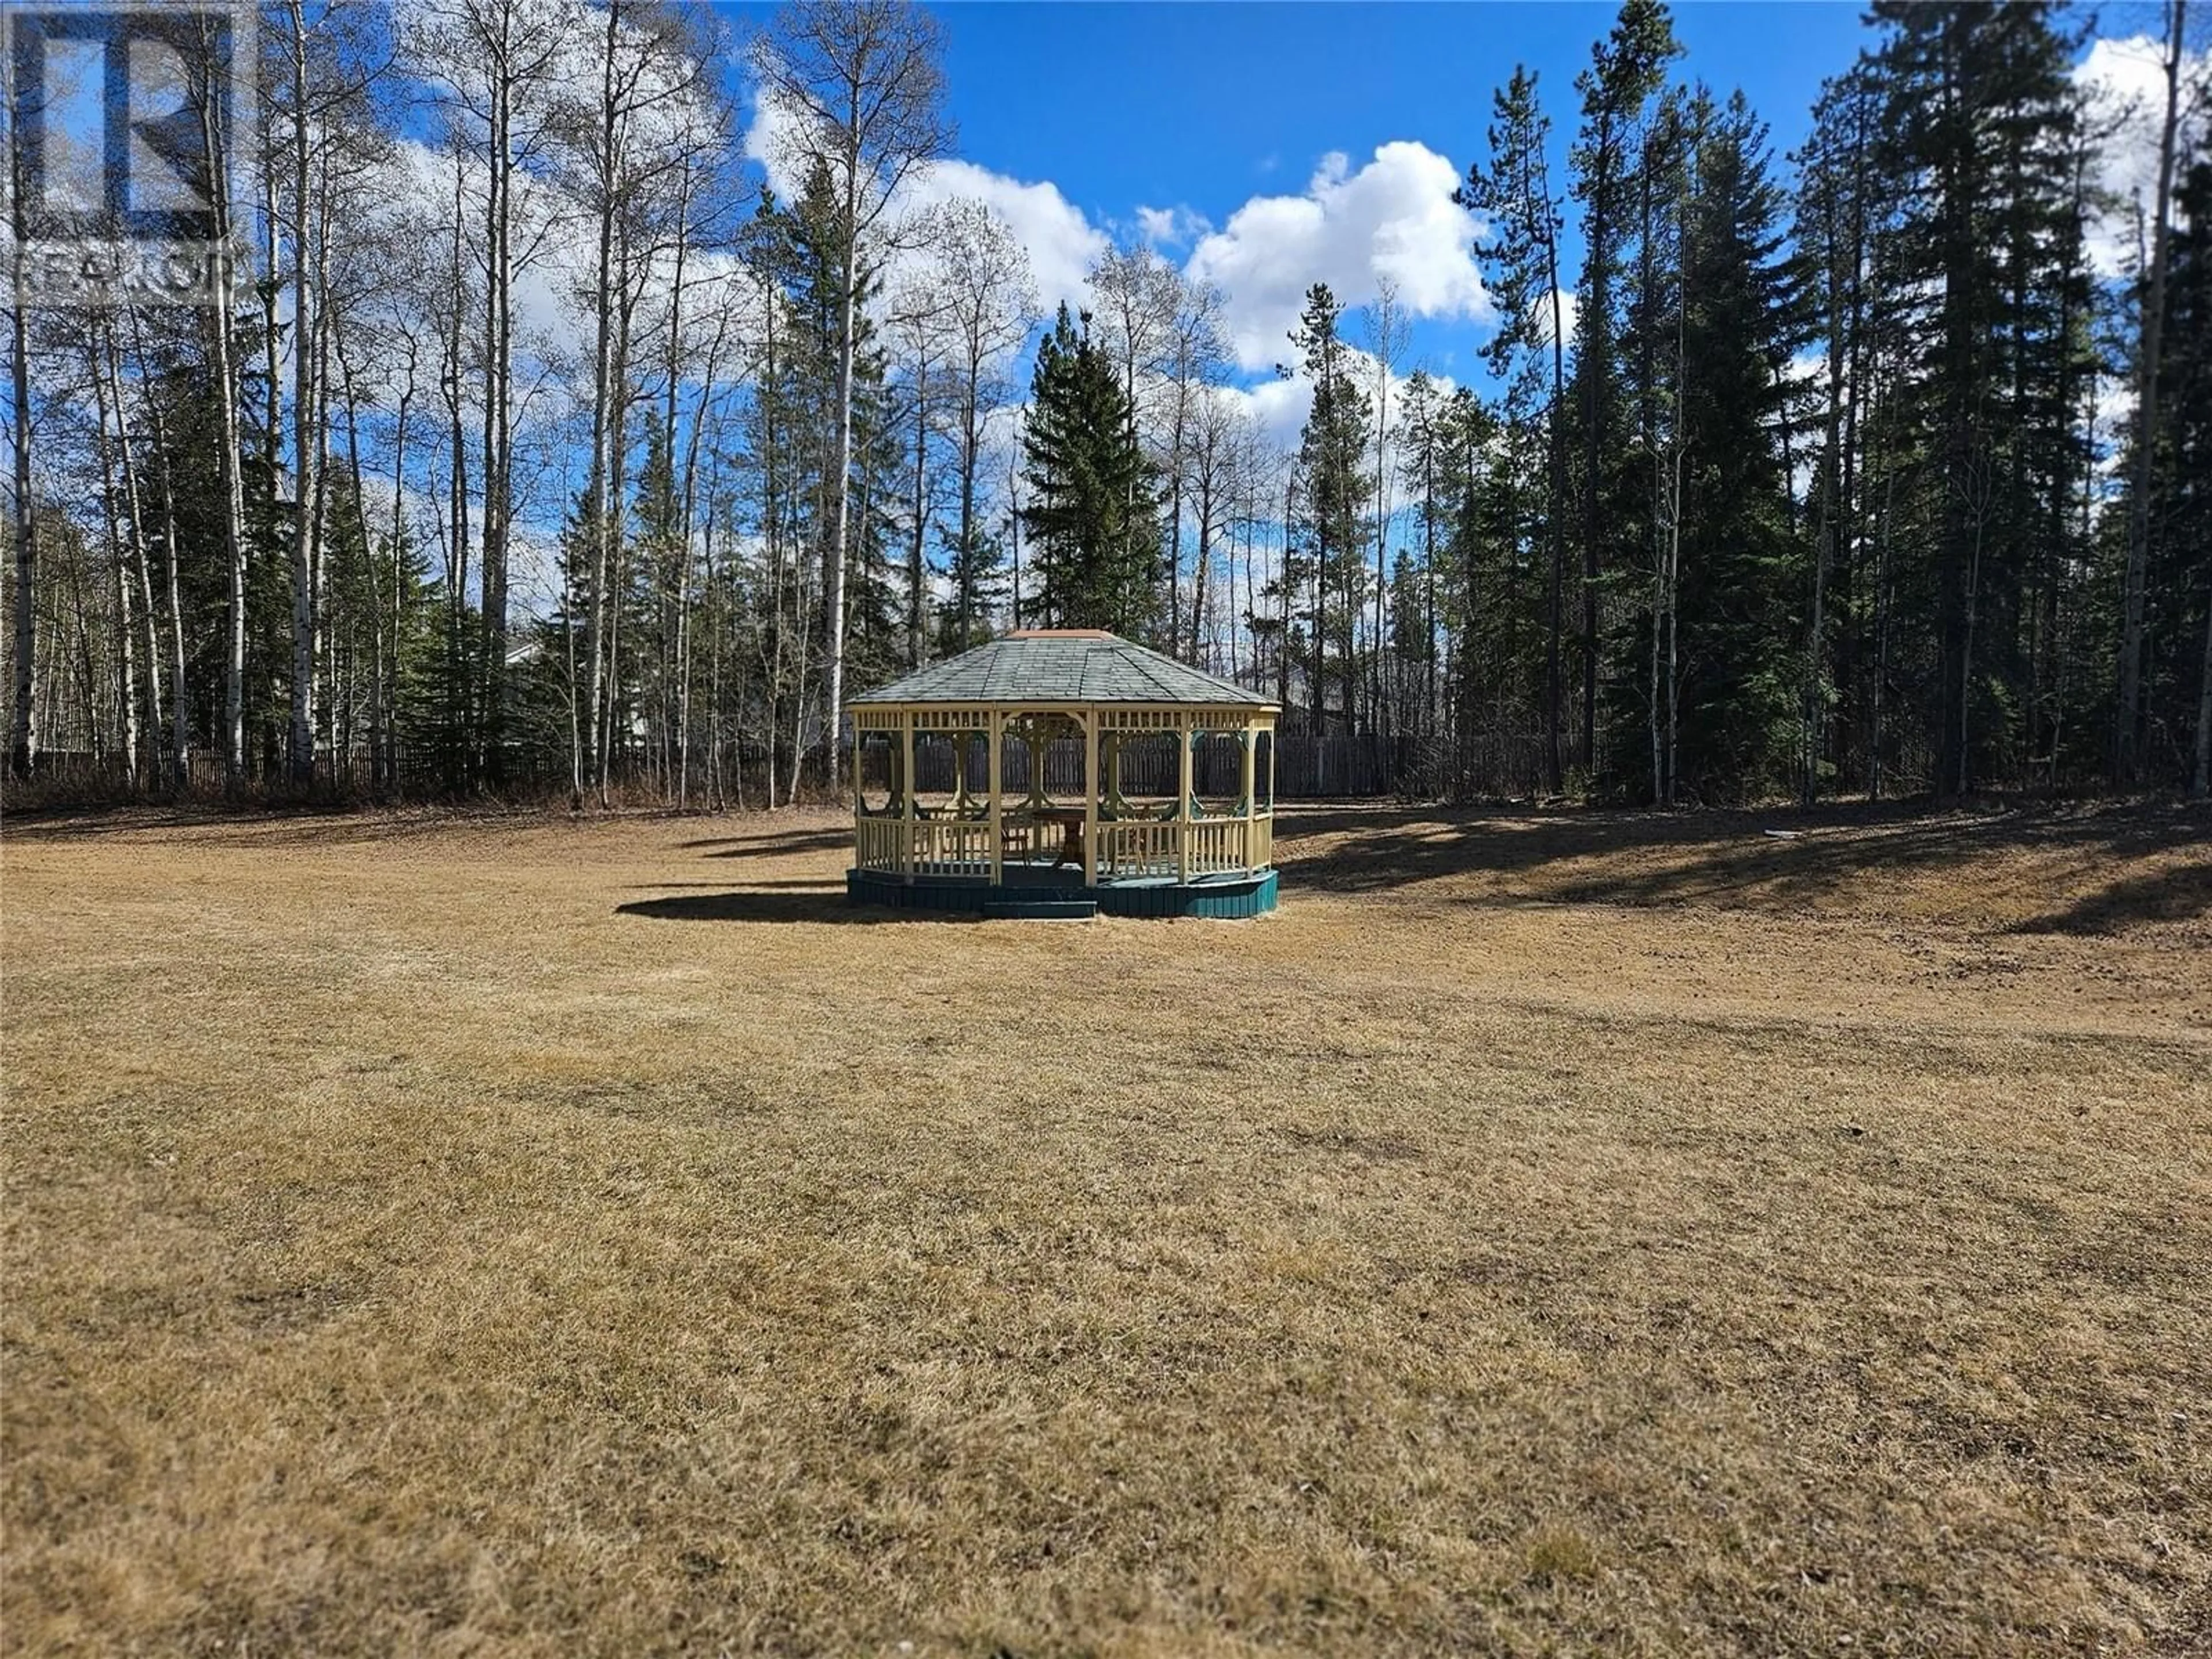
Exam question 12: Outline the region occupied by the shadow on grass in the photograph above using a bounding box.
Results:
[1,805,492,846]
[700,827,851,858]
[2009,861,2212,935]
[617,888,966,925]
[622,877,840,891]
[1270,797,2211,916]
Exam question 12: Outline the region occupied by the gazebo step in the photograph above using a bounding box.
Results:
[983,896,1097,921]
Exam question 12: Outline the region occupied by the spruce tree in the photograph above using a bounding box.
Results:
[1666,91,1808,801]
[1020,306,1160,634]
[1569,0,1680,782]
[1459,67,1570,789]
[1866,0,2089,794]
[1287,283,1373,732]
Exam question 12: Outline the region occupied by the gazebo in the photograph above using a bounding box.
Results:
[846,630,1279,919]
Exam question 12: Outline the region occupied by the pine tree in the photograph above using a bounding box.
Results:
[1665,91,1808,802]
[1568,0,1680,783]
[1866,0,2090,795]
[1020,306,1160,634]
[1459,67,1571,789]
[1287,283,1373,733]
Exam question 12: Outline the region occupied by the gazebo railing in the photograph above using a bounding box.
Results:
[1090,817,1264,881]
[857,812,1271,883]
[1186,820,1248,878]
[912,820,994,876]
[1096,820,1176,880]
[855,815,903,872]
[855,817,996,877]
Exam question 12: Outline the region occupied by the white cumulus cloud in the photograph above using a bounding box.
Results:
[899,159,1108,318]
[1216,375,1313,456]
[2073,33,2212,277]
[743,86,1105,319]
[1184,142,1491,372]
[1133,203,1210,250]
[741,91,1497,415]
[747,88,1101,320]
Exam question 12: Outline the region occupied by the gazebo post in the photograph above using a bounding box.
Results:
[1177,710,1194,885]
[987,709,1003,886]
[1241,718,1257,873]
[900,711,916,887]
[1081,708,1098,888]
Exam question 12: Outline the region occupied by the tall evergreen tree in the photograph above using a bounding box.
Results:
[1664,92,1807,801]
[1568,0,1680,782]
[1793,65,1881,797]
[2143,160,2212,793]
[1020,306,1160,634]
[1459,67,1571,789]
[1287,283,1373,733]
[1866,0,2091,795]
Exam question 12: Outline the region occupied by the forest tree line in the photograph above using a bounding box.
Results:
[3,0,2206,807]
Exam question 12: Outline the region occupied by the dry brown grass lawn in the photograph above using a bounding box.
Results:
[3,798,2208,1657]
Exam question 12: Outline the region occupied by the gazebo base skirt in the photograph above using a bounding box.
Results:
[846,866,1278,921]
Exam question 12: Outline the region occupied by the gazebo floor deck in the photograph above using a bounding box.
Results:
[905,862,1260,889]
[846,864,1278,919]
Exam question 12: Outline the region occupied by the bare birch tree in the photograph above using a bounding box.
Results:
[405,0,574,785]
[7,55,37,778]
[2115,0,2190,786]
[753,0,950,787]
[930,197,1037,652]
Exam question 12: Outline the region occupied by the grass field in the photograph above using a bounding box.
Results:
[4,798,2209,1656]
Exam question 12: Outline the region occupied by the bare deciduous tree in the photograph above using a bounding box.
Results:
[929,197,1038,652]
[2115,0,2190,786]
[753,0,952,786]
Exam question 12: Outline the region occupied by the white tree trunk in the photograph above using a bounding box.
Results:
[2116,0,2187,784]
[9,60,37,779]
[821,234,859,794]
[197,40,250,785]
[286,1,319,785]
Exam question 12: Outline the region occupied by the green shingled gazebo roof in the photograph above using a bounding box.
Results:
[853,630,1275,707]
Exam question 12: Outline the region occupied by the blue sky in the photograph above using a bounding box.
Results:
[724,1,2186,464]
[923,1,1870,385]
[938,1,1868,218]
[711,0,2173,449]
